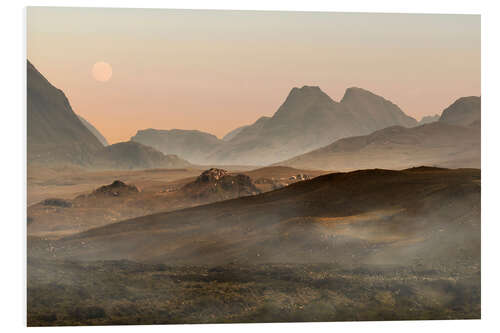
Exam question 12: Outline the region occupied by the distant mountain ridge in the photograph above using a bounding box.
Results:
[133,86,418,165]
[131,128,223,164]
[279,96,481,171]
[207,86,417,165]
[29,59,476,170]
[91,141,192,170]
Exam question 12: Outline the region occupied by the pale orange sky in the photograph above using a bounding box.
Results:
[27,7,480,144]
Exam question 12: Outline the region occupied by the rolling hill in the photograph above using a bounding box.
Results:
[29,167,480,268]
[27,166,324,237]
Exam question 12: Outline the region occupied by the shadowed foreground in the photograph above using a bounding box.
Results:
[28,260,479,326]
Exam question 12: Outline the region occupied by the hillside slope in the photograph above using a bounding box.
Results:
[30,167,480,268]
[27,60,103,165]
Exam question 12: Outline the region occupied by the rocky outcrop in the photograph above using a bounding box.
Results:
[182,168,260,200]
[93,180,140,197]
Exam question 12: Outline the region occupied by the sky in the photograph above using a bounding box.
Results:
[27,7,480,144]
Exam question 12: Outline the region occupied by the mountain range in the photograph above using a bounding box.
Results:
[280,96,480,170]
[132,86,420,165]
[28,59,480,170]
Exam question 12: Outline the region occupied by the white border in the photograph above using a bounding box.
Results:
[2,0,499,332]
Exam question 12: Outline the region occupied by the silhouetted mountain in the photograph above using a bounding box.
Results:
[27,60,103,165]
[130,86,417,166]
[91,141,192,170]
[77,115,109,146]
[131,129,224,164]
[208,86,418,165]
[439,96,481,126]
[280,97,481,171]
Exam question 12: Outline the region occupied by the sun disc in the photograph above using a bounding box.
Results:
[92,62,112,82]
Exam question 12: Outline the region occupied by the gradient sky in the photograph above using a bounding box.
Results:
[27,7,480,144]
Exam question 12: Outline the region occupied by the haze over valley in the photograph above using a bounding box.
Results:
[26,8,480,327]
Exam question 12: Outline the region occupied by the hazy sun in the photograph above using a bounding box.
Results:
[91,61,113,82]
